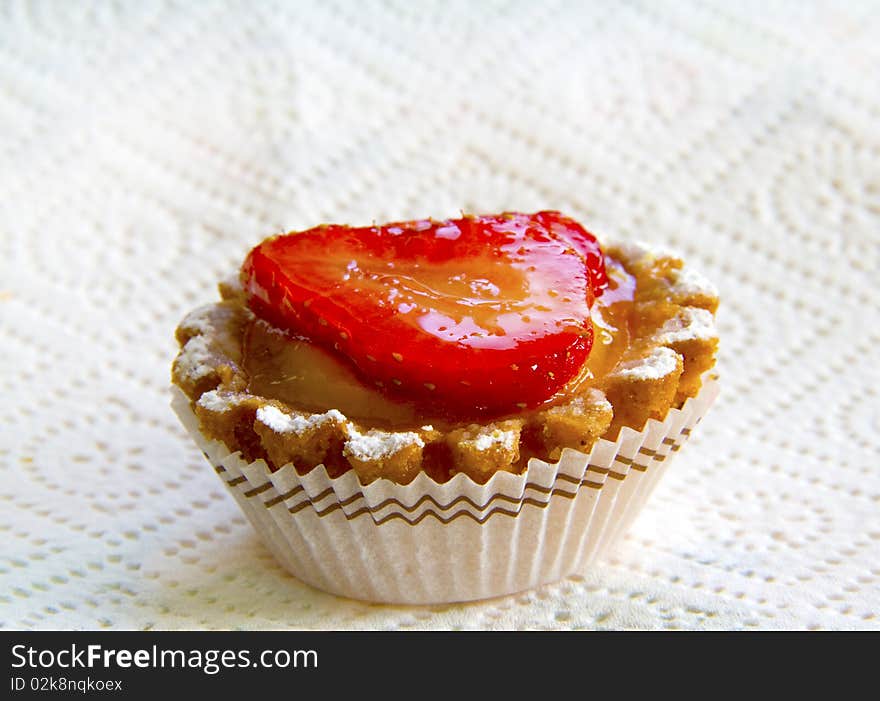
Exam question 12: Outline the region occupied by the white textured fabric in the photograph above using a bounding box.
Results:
[2,0,878,630]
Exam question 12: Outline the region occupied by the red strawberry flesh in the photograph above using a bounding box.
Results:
[241,211,606,418]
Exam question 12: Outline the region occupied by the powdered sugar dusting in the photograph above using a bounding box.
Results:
[548,388,611,416]
[197,389,242,412]
[668,266,718,299]
[179,305,220,336]
[345,427,424,462]
[613,346,680,381]
[653,307,717,344]
[176,336,216,381]
[611,239,683,263]
[472,428,517,452]
[256,405,345,435]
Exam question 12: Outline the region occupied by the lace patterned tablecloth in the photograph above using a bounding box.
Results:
[2,0,878,630]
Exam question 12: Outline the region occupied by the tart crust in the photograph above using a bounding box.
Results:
[172,241,718,484]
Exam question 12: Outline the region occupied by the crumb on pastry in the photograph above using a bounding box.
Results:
[445,421,521,482]
[602,346,684,438]
[254,405,346,474]
[535,389,613,461]
[343,427,425,484]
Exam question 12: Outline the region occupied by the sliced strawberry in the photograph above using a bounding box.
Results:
[241,211,607,418]
[534,210,608,301]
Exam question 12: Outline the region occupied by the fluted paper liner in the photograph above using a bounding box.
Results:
[171,376,719,604]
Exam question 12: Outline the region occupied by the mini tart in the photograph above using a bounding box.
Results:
[171,240,719,485]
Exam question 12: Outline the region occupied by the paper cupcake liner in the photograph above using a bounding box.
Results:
[171,376,719,604]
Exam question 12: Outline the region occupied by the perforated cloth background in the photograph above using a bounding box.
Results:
[2,0,878,630]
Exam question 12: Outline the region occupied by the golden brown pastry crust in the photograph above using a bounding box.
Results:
[171,241,718,484]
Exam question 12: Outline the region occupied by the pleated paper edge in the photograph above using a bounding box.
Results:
[171,376,719,604]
